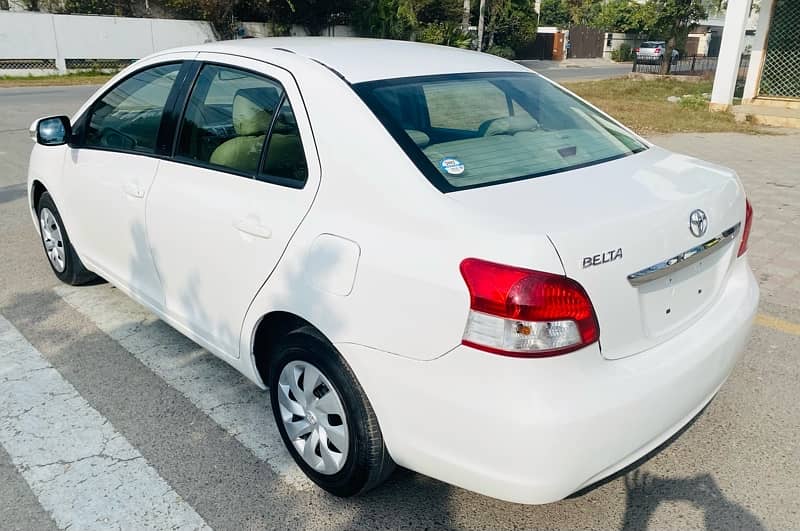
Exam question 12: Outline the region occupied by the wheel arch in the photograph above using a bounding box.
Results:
[250,310,327,387]
[31,179,47,212]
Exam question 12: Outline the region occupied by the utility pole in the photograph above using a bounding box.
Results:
[462,0,470,30]
[476,0,486,51]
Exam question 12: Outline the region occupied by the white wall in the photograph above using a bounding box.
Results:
[0,12,215,74]
[602,32,638,60]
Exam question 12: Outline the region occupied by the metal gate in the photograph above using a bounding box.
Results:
[568,25,604,59]
[760,0,800,98]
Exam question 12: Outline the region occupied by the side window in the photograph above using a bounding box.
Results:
[85,63,181,154]
[259,98,308,185]
[423,80,509,132]
[176,64,283,174]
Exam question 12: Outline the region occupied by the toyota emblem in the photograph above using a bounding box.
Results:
[689,209,708,238]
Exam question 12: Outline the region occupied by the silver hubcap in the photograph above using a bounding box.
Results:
[39,208,66,273]
[278,361,349,475]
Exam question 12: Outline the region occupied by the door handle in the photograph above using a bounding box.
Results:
[234,218,272,239]
[124,182,144,199]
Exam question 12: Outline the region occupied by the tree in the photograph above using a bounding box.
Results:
[566,0,601,25]
[640,0,706,73]
[163,0,238,37]
[593,0,647,33]
[538,0,570,27]
[281,0,354,36]
[351,0,419,39]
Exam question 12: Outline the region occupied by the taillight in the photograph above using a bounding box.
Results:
[634,48,639,53]
[655,47,661,53]
[738,198,753,257]
[459,258,599,357]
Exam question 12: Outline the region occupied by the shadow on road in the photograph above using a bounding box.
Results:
[622,470,765,531]
[0,184,26,206]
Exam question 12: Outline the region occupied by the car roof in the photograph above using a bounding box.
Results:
[183,37,530,84]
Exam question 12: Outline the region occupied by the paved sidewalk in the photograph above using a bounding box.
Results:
[652,130,800,318]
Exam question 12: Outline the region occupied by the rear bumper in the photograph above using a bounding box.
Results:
[338,258,759,504]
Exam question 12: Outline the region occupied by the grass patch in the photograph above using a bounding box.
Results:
[562,78,760,135]
[0,70,115,87]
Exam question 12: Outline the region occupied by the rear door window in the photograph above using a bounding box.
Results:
[176,64,284,174]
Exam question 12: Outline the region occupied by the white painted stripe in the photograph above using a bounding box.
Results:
[0,314,210,531]
[54,284,310,490]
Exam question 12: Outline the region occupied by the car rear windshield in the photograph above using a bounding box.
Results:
[354,72,647,192]
[640,42,664,48]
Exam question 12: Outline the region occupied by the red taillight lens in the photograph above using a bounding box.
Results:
[634,48,639,53]
[738,199,753,257]
[459,258,599,357]
[654,48,661,53]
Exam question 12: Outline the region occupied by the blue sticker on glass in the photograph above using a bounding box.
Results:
[439,157,465,175]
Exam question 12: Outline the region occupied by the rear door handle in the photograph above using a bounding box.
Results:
[234,218,272,239]
[124,182,144,198]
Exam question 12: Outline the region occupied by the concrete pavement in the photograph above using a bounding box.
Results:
[0,85,798,530]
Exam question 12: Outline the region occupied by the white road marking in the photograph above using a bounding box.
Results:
[54,284,310,490]
[0,314,210,531]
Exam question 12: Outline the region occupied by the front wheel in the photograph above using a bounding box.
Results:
[269,328,395,496]
[36,191,97,285]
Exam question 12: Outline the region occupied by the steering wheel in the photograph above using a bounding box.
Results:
[100,127,137,151]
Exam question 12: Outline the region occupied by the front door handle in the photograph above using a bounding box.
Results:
[234,218,272,239]
[124,182,144,199]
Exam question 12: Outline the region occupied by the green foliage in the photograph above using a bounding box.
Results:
[610,43,633,62]
[60,0,133,15]
[353,0,472,50]
[567,0,601,25]
[162,0,349,38]
[639,0,706,41]
[481,0,537,55]
[417,22,472,47]
[351,0,421,39]
[163,0,238,37]
[538,0,570,27]
[593,0,647,32]
[486,44,515,59]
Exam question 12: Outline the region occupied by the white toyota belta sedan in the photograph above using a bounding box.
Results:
[27,38,758,504]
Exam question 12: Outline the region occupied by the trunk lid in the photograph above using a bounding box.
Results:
[449,147,746,359]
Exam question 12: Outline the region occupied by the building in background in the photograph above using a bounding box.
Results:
[711,0,800,127]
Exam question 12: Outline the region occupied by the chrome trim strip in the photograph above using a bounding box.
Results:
[627,223,741,287]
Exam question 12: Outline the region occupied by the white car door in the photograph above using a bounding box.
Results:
[61,57,193,308]
[146,54,320,359]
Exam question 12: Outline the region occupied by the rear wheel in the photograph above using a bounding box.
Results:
[269,328,395,496]
[36,192,97,285]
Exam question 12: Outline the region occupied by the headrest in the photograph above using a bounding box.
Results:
[482,115,539,136]
[405,129,430,148]
[233,87,281,136]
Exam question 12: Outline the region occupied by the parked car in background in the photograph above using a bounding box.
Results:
[27,38,757,505]
[635,41,680,63]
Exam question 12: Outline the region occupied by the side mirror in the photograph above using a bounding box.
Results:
[31,116,71,146]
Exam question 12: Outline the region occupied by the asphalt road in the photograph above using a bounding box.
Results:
[0,85,798,530]
[518,60,633,82]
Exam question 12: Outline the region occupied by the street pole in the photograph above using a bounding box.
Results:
[476,0,486,51]
[462,0,470,30]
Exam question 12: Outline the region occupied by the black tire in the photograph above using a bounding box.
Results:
[269,327,395,497]
[36,191,98,285]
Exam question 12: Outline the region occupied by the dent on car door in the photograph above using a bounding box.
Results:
[146,58,319,359]
[61,61,189,308]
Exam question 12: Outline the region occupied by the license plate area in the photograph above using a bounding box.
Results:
[637,248,730,339]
